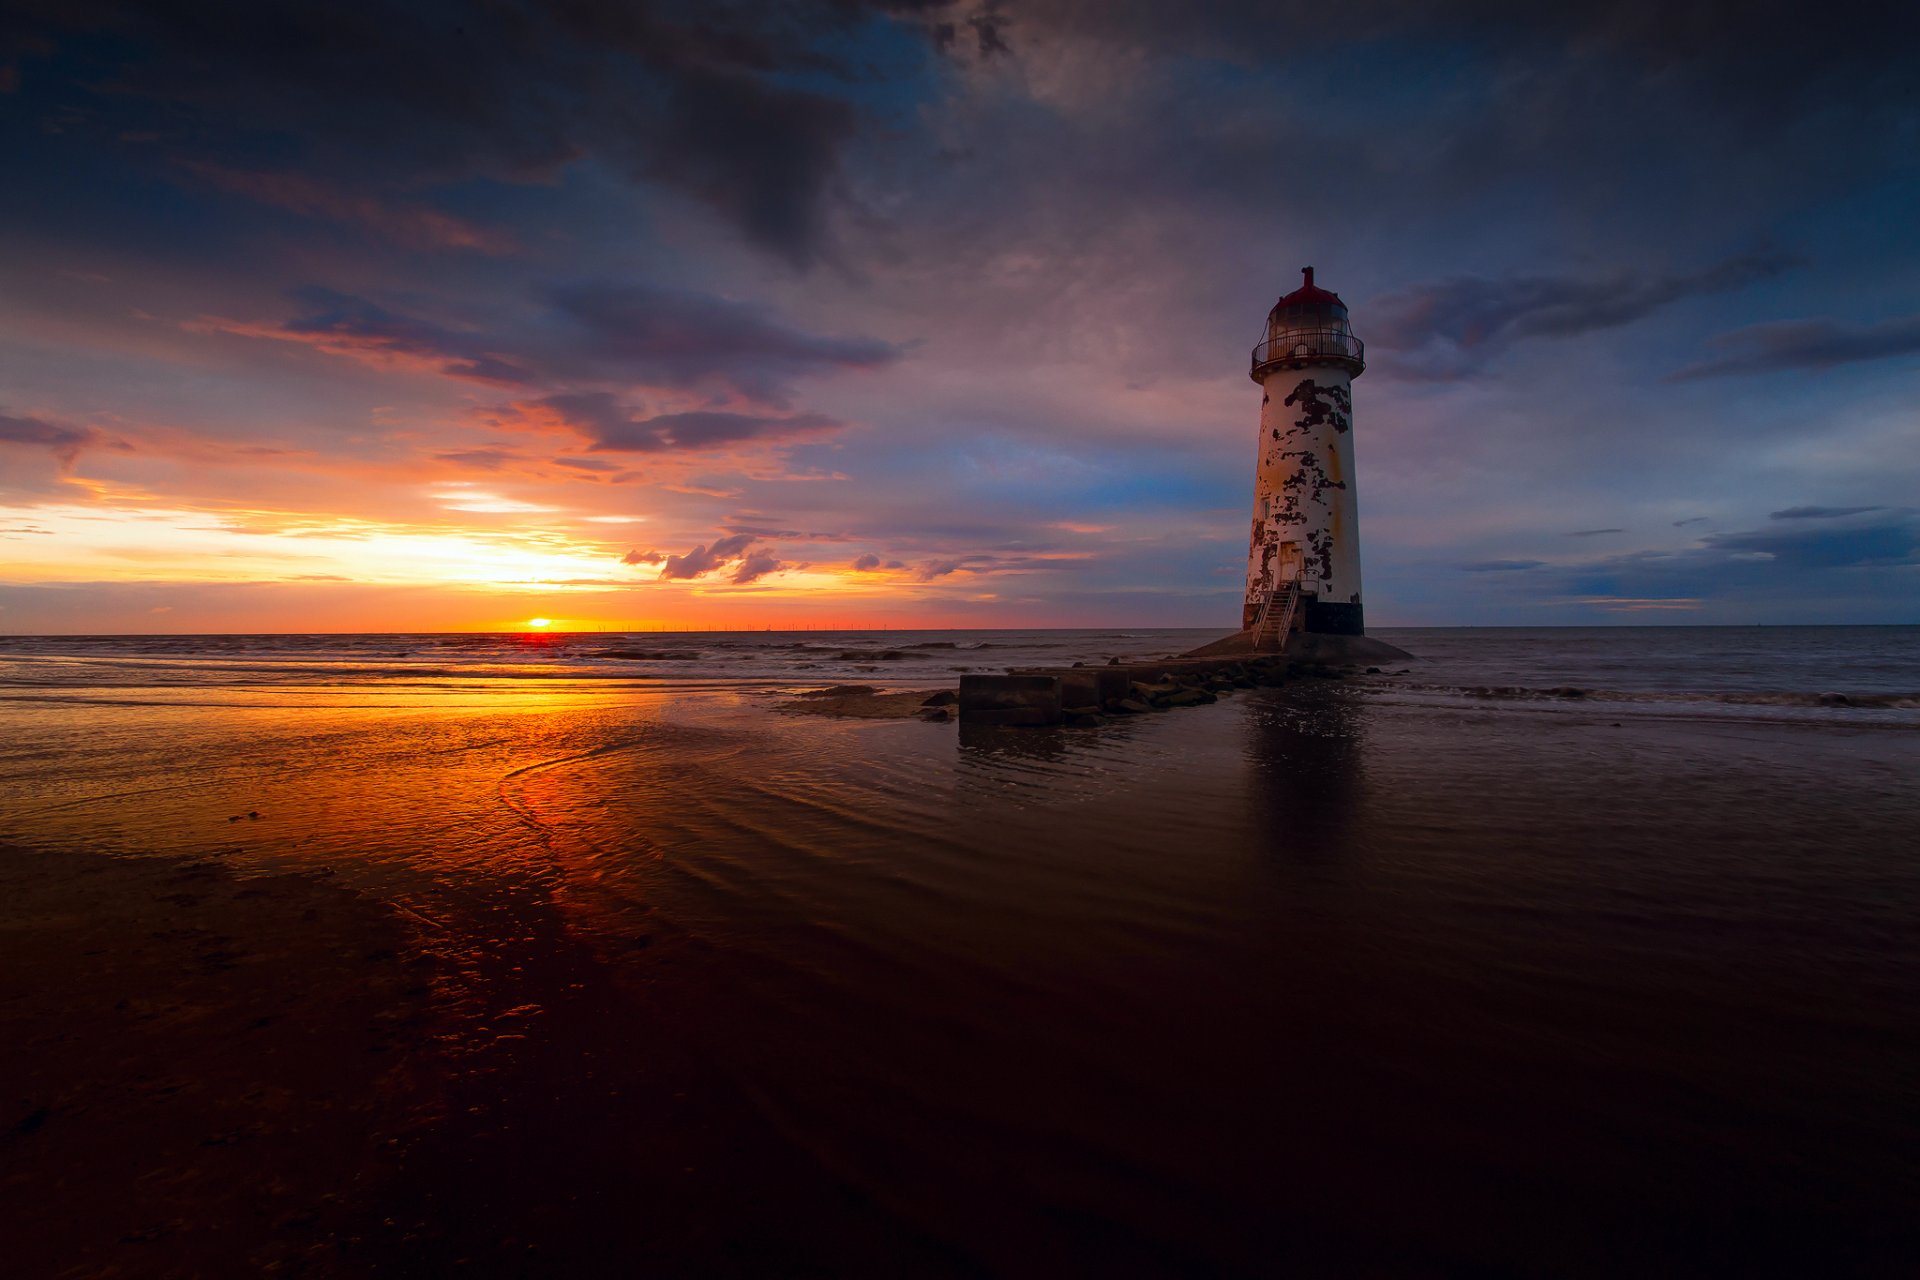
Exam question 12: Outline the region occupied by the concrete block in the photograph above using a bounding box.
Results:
[958,674,1063,726]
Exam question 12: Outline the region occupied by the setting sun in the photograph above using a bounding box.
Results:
[527,618,552,628]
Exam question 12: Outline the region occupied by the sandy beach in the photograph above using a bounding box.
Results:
[1,845,420,1275]
[4,627,1919,1276]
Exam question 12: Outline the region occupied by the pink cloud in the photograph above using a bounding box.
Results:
[186,163,515,254]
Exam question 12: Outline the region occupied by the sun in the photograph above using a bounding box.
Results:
[527,617,552,629]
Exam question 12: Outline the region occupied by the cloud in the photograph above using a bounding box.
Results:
[660,532,757,580]
[184,163,514,253]
[730,549,789,584]
[215,287,533,385]
[1670,315,1920,379]
[1673,516,1709,527]
[434,449,517,470]
[1472,511,1920,614]
[9,2,983,266]
[546,282,898,406]
[522,393,843,455]
[1369,250,1801,379]
[223,283,895,406]
[1461,559,1545,572]
[1564,528,1624,537]
[852,552,883,571]
[0,411,123,468]
[1769,505,1887,520]
[1702,518,1920,569]
[622,549,665,566]
[916,558,965,580]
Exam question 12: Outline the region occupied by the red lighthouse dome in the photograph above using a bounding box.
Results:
[1251,266,1365,381]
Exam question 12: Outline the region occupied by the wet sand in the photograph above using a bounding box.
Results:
[5,627,1920,1277]
[777,686,956,718]
[0,842,965,1278]
[0,844,420,1276]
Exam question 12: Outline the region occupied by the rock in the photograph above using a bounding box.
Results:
[1366,666,1382,674]
[1818,692,1853,707]
[835,650,905,661]
[920,690,959,707]
[1065,713,1103,728]
[1108,656,1123,665]
[1547,686,1588,698]
[1112,698,1152,714]
[918,706,956,722]
[1163,688,1216,707]
[1062,704,1101,718]
[798,685,879,698]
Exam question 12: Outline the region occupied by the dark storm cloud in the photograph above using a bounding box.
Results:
[1769,506,1887,521]
[0,412,123,468]
[1368,251,1801,379]
[1669,315,1920,380]
[7,0,977,265]
[977,1,1918,113]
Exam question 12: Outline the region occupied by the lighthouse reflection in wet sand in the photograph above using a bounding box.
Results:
[1245,267,1368,636]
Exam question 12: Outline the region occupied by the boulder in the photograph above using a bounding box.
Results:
[920,690,959,707]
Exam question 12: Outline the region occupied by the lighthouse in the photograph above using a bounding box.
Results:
[1243,266,1367,642]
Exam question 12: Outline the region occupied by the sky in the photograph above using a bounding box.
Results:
[2,0,1917,632]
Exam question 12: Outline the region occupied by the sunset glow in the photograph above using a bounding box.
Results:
[2,4,1915,634]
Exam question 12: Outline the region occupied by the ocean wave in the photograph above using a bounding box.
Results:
[1406,683,1920,710]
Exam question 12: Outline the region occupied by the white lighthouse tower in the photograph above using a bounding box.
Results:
[1243,266,1368,643]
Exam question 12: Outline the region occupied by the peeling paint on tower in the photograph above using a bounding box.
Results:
[1244,267,1367,636]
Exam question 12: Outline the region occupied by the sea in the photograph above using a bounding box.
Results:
[3,626,1917,1275]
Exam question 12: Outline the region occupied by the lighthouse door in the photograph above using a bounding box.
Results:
[1276,541,1305,588]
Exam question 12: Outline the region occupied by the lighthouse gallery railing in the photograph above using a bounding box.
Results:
[1250,329,1365,379]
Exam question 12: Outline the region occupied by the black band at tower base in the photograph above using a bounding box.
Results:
[1301,599,1365,636]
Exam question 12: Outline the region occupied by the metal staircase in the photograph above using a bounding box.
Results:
[1249,575,1302,652]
